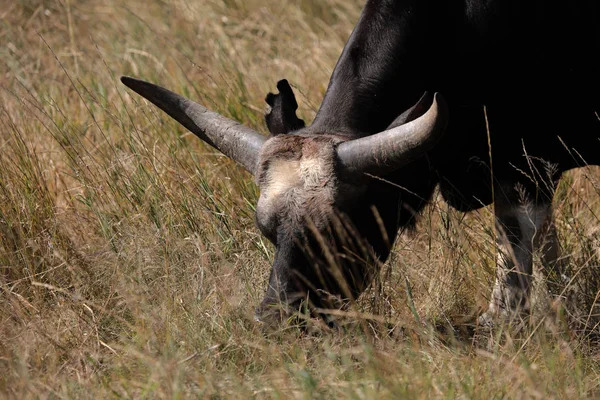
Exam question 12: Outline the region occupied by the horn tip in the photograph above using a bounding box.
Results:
[120,75,142,89]
[432,92,445,103]
[432,92,448,113]
[120,76,159,98]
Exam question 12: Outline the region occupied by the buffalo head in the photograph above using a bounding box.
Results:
[121,76,448,326]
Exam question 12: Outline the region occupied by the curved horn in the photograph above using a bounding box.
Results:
[336,92,448,177]
[121,76,266,174]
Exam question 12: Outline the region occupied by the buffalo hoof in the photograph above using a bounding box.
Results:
[477,311,496,331]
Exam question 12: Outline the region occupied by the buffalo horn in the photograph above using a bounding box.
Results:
[336,92,448,177]
[121,76,266,174]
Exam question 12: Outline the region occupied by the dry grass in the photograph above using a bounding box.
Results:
[0,0,599,398]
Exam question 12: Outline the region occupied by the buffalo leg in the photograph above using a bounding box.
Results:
[482,183,558,323]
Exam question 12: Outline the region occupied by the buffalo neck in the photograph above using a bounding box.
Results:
[310,0,429,138]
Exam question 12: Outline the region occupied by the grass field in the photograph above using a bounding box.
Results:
[1,0,599,398]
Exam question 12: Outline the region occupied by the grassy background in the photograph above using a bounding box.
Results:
[1,0,599,398]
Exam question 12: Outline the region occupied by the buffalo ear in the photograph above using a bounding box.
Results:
[265,79,305,135]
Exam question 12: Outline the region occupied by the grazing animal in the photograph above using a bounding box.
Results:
[122,0,600,325]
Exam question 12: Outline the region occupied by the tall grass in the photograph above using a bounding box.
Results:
[0,0,598,398]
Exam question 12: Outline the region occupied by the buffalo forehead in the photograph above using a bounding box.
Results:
[257,136,339,212]
[261,152,336,197]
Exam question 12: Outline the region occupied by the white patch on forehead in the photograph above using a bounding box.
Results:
[260,152,332,206]
[262,159,301,201]
[257,145,337,219]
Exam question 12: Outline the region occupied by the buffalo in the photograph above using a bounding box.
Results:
[122,0,600,326]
